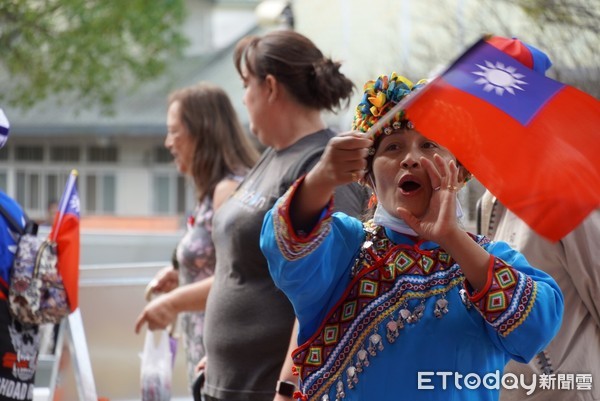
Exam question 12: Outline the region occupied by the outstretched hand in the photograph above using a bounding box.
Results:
[147,265,179,295]
[289,130,372,232]
[396,153,463,245]
[308,131,373,190]
[134,293,177,334]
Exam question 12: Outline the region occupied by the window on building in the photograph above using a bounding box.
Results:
[28,174,40,210]
[103,175,116,213]
[16,171,25,207]
[88,146,118,162]
[0,172,7,191]
[177,176,186,213]
[85,172,116,213]
[0,147,9,161]
[153,175,171,214]
[15,145,44,161]
[50,146,81,162]
[46,173,69,205]
[15,171,41,210]
[85,174,96,212]
[153,174,188,214]
[14,170,69,218]
[153,146,173,163]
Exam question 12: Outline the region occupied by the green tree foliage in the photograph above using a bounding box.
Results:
[0,0,187,112]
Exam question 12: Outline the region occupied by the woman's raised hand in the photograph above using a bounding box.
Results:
[397,153,463,244]
[309,131,373,189]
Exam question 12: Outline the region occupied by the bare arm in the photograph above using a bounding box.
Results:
[213,178,241,210]
[273,320,299,401]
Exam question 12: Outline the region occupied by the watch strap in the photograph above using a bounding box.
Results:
[275,380,296,397]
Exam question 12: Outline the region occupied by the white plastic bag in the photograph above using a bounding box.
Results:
[140,329,172,401]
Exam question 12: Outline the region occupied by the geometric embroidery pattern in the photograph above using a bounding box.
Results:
[487,291,507,311]
[341,301,357,321]
[359,280,378,297]
[496,268,516,289]
[421,255,435,274]
[323,325,339,345]
[272,181,333,261]
[393,251,416,273]
[305,347,323,366]
[471,257,537,337]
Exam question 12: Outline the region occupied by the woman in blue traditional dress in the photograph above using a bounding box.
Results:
[260,72,564,401]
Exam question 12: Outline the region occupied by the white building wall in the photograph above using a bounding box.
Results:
[117,168,153,215]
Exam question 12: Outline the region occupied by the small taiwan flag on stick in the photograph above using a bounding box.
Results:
[49,170,80,312]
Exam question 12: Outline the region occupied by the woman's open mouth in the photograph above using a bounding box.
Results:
[399,176,422,195]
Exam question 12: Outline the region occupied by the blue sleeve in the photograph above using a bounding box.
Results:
[0,192,26,288]
[467,240,564,363]
[260,184,364,343]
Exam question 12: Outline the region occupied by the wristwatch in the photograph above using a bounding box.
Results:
[275,380,296,397]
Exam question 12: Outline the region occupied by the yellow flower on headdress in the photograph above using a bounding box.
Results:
[368,92,387,109]
[395,75,414,88]
[363,80,375,92]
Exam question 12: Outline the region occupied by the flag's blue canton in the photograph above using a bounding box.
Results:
[444,42,564,125]
[66,188,80,217]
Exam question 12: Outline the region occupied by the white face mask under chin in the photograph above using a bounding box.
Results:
[372,198,464,237]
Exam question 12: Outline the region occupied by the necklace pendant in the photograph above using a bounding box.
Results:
[367,333,383,356]
[355,348,369,372]
[335,380,346,400]
[346,366,358,389]
[399,308,411,321]
[459,288,472,309]
[386,320,399,343]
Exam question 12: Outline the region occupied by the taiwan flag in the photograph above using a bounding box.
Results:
[50,170,80,311]
[403,38,600,242]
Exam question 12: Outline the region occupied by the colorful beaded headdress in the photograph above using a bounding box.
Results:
[351,72,427,140]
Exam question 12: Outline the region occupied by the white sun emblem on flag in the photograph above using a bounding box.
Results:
[69,195,80,213]
[472,60,527,95]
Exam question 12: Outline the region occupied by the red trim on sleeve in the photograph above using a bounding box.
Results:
[279,175,334,242]
[466,254,496,303]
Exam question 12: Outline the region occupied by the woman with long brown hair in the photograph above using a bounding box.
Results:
[142,82,259,388]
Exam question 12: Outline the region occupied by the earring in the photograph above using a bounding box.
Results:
[368,193,378,208]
